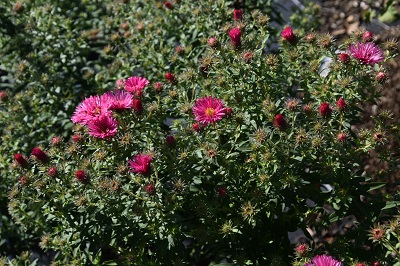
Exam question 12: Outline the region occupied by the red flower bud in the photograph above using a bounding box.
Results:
[145,184,156,195]
[132,99,143,114]
[165,72,175,83]
[233,9,243,20]
[164,1,173,9]
[75,170,88,183]
[319,102,332,117]
[47,167,57,177]
[14,153,28,167]
[228,28,241,49]
[362,31,373,42]
[72,134,83,143]
[281,26,296,45]
[337,132,347,142]
[338,53,350,63]
[225,107,233,117]
[166,135,176,148]
[31,147,49,163]
[217,187,227,196]
[273,114,286,129]
[0,91,8,102]
[192,123,201,132]
[20,176,28,186]
[51,136,62,146]
[336,97,347,112]
[153,82,164,94]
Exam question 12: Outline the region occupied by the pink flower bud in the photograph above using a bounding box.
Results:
[228,28,241,49]
[375,71,388,83]
[362,31,373,42]
[337,133,347,142]
[207,37,219,48]
[281,26,296,44]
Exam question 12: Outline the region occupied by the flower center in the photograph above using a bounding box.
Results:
[205,107,215,117]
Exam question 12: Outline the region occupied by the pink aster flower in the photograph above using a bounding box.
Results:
[124,76,150,98]
[87,114,118,139]
[192,96,226,126]
[129,153,153,176]
[71,95,112,125]
[305,255,342,266]
[102,90,133,112]
[349,42,384,65]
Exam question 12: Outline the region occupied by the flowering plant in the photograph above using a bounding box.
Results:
[4,1,400,265]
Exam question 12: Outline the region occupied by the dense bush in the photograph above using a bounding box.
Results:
[1,0,302,257]
[6,1,400,263]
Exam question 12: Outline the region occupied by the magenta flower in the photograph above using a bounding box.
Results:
[281,26,296,44]
[129,153,153,176]
[228,28,241,49]
[349,42,384,65]
[87,114,118,139]
[32,147,49,163]
[71,95,112,125]
[193,96,226,126]
[305,255,342,266]
[102,90,134,111]
[124,76,150,98]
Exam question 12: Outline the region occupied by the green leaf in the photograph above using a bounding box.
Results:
[366,182,386,192]
[382,201,400,210]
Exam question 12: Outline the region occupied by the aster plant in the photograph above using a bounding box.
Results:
[5,2,400,266]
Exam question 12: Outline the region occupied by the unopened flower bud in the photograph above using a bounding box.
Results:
[0,91,8,102]
[208,37,219,48]
[166,135,176,148]
[72,134,83,143]
[14,153,28,168]
[217,187,227,197]
[165,72,175,83]
[319,102,332,117]
[228,28,241,49]
[164,1,173,9]
[337,132,347,142]
[145,184,156,194]
[153,82,164,94]
[338,53,350,63]
[192,123,201,132]
[281,26,296,45]
[31,147,49,163]
[363,31,373,42]
[51,136,62,146]
[132,99,143,114]
[375,71,388,83]
[273,114,286,129]
[20,175,28,186]
[75,170,88,183]
[47,167,57,177]
[336,97,347,112]
[233,9,243,20]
